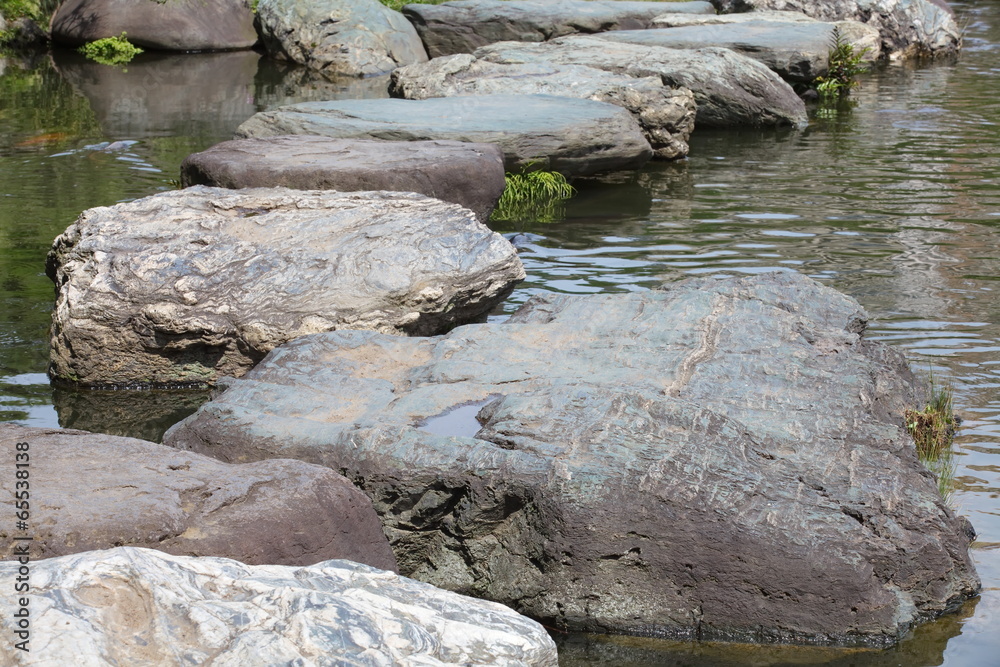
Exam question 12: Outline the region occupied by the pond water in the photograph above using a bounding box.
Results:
[2,2,999,665]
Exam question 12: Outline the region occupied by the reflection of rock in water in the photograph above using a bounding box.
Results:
[254,56,391,108]
[53,387,212,443]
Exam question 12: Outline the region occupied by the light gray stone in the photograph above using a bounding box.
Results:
[474,36,808,127]
[595,20,881,82]
[708,0,961,59]
[164,272,979,645]
[0,423,398,569]
[256,0,428,76]
[235,95,653,176]
[46,186,524,387]
[0,547,559,665]
[652,8,818,25]
[390,54,696,159]
[402,0,715,57]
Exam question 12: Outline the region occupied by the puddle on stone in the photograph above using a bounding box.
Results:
[416,398,497,439]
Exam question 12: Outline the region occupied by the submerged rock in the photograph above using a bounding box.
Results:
[47,186,523,387]
[474,36,807,128]
[50,0,258,51]
[708,0,961,59]
[165,272,979,646]
[0,547,558,665]
[181,136,507,222]
[403,0,715,57]
[256,0,428,76]
[0,423,397,569]
[235,95,653,176]
[390,55,696,159]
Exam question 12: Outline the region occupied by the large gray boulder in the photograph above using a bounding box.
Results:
[402,0,715,57]
[653,8,817,25]
[46,186,524,387]
[390,55,696,160]
[164,272,980,645]
[256,0,428,76]
[708,0,961,59]
[181,136,506,222]
[596,20,881,82]
[0,548,558,665]
[475,36,808,128]
[0,423,397,569]
[50,0,258,51]
[235,95,653,176]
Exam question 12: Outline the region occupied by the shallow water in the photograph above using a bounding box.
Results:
[2,3,1000,664]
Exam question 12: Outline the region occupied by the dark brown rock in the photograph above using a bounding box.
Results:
[181,136,506,223]
[0,423,397,570]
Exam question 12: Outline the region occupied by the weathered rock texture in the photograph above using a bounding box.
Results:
[0,423,397,570]
[50,0,258,51]
[653,8,818,25]
[256,0,428,76]
[403,0,715,57]
[596,20,881,82]
[181,136,506,222]
[46,186,524,387]
[708,0,961,58]
[0,548,558,665]
[474,36,807,128]
[235,95,653,175]
[165,272,980,646]
[390,55,696,160]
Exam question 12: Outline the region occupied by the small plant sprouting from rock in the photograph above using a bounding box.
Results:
[906,379,958,503]
[491,165,576,224]
[79,32,143,66]
[815,26,871,99]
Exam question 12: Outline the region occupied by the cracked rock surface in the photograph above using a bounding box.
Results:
[46,186,524,387]
[0,423,397,570]
[0,547,558,665]
[165,272,980,646]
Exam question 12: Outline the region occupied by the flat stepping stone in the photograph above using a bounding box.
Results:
[235,95,653,176]
[402,0,715,57]
[474,35,807,128]
[0,423,397,569]
[652,9,819,27]
[47,186,525,387]
[595,20,881,82]
[181,136,506,222]
[390,55,696,160]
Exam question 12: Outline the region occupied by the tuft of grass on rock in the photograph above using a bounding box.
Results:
[491,166,576,224]
[79,32,143,66]
[378,0,447,11]
[905,379,959,503]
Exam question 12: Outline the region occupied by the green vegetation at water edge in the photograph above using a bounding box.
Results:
[378,0,447,12]
[815,26,871,99]
[905,380,958,503]
[79,32,143,66]
[491,167,576,224]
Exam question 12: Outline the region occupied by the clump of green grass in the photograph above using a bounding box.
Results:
[378,0,447,12]
[905,379,958,502]
[79,32,143,66]
[815,26,871,99]
[491,166,576,224]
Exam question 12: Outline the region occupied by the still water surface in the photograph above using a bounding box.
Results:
[1,2,999,664]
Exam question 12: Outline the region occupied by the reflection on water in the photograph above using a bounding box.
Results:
[1,2,1000,664]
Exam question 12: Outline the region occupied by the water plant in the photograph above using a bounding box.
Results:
[491,165,576,224]
[79,32,143,66]
[905,379,959,503]
[814,26,871,98]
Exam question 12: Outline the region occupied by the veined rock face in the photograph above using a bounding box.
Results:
[47,186,524,387]
[165,272,980,646]
[0,547,559,665]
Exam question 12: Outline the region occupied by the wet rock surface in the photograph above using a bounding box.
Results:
[473,36,807,128]
[256,0,428,76]
[595,20,881,83]
[403,0,715,57]
[49,0,258,51]
[47,186,523,387]
[235,95,653,175]
[165,272,980,646]
[390,54,696,159]
[181,136,506,222]
[708,0,961,58]
[0,423,397,569]
[0,547,558,665]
